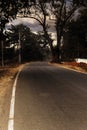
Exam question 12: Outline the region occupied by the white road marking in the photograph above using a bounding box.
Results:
[8,67,23,130]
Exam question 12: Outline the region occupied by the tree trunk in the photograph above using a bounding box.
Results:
[1,40,4,66]
[54,29,62,62]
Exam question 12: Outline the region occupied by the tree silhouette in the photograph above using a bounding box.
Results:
[5,24,49,62]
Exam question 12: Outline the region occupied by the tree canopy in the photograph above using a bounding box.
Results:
[5,24,50,62]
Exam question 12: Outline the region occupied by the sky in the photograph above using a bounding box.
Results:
[6,18,43,32]
[6,17,56,33]
[6,17,57,45]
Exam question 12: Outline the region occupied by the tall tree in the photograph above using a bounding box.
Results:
[0,0,37,35]
[5,24,48,61]
[17,0,54,60]
[49,0,84,62]
[0,0,36,65]
[63,6,87,59]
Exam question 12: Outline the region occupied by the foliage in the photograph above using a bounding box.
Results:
[5,24,49,61]
[50,0,87,61]
[62,6,87,60]
[0,0,36,41]
[17,0,54,58]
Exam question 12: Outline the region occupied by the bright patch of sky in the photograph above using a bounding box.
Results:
[6,17,56,44]
[6,18,43,32]
[6,17,56,33]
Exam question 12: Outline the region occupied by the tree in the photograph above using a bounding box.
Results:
[0,0,37,65]
[17,0,54,60]
[0,0,38,44]
[49,0,79,62]
[62,6,87,59]
[0,0,55,62]
[5,24,48,62]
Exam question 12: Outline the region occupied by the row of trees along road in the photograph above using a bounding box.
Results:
[0,0,87,65]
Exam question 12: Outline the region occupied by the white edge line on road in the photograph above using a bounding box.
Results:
[8,67,23,130]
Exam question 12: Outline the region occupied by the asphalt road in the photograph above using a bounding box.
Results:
[14,62,87,130]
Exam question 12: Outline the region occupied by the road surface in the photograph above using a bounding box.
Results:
[14,62,87,130]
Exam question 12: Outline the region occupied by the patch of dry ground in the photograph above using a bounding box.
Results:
[52,61,87,74]
[62,62,87,73]
[0,64,24,130]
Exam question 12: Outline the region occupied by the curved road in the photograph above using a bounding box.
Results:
[14,62,87,130]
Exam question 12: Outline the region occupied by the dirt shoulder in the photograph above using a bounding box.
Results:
[52,61,87,74]
[0,64,24,130]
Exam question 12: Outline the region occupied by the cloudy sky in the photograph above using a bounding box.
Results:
[6,17,57,44]
[6,17,56,32]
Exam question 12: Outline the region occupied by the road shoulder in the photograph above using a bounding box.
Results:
[0,64,24,130]
[49,62,87,74]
